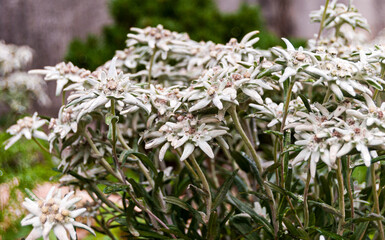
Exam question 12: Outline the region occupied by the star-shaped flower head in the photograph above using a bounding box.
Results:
[310,0,369,33]
[69,58,150,122]
[29,62,90,96]
[144,114,228,161]
[4,112,48,150]
[272,38,327,83]
[21,187,95,240]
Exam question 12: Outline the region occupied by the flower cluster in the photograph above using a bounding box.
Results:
[5,1,385,238]
[0,41,50,112]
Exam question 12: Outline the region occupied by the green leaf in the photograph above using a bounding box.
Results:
[298,94,312,113]
[120,150,157,174]
[231,151,263,186]
[103,184,129,194]
[283,217,309,240]
[212,170,238,210]
[229,214,260,240]
[25,188,39,201]
[344,213,385,227]
[60,133,80,154]
[264,181,301,202]
[207,211,219,240]
[136,230,170,239]
[164,196,204,224]
[262,162,280,178]
[351,222,369,240]
[308,200,342,218]
[263,130,283,137]
[228,195,274,236]
[105,113,119,125]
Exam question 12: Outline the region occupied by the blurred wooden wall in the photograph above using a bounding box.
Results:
[0,0,112,115]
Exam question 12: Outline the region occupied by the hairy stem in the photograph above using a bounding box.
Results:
[148,48,157,84]
[316,0,330,42]
[117,128,172,224]
[32,137,50,154]
[229,105,278,236]
[303,164,311,229]
[346,157,355,231]
[189,155,212,218]
[62,91,66,106]
[280,81,295,132]
[337,158,345,235]
[84,131,124,182]
[371,164,385,240]
[94,217,118,240]
[229,105,263,172]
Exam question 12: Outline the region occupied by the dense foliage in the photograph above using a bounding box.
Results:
[65,0,304,70]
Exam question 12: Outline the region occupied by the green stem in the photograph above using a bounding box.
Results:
[346,157,355,231]
[62,91,66,106]
[229,105,263,172]
[189,155,212,218]
[229,105,278,236]
[84,131,123,182]
[86,130,174,238]
[316,0,330,42]
[337,158,345,235]
[371,164,385,240]
[94,217,118,240]
[110,99,119,170]
[286,195,304,229]
[303,164,311,229]
[273,136,280,187]
[373,89,380,102]
[323,85,331,104]
[90,182,123,214]
[279,80,294,190]
[32,137,50,154]
[184,159,200,181]
[117,128,171,221]
[280,81,295,132]
[148,48,157,84]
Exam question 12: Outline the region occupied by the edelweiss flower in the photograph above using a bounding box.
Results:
[346,93,385,128]
[70,58,149,122]
[310,0,369,32]
[29,62,90,96]
[252,98,306,128]
[4,112,47,150]
[144,115,228,161]
[272,38,326,83]
[127,25,190,57]
[289,104,344,177]
[334,120,385,167]
[147,84,183,115]
[21,187,95,240]
[185,64,272,112]
[314,57,372,99]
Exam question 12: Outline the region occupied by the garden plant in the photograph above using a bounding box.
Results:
[4,0,385,239]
